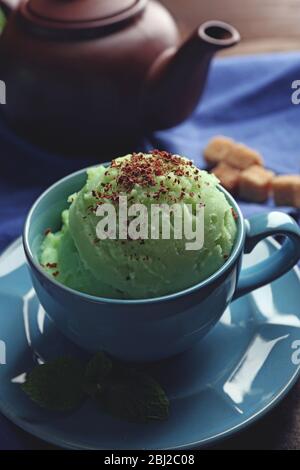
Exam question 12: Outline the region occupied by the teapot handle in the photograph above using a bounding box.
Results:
[0,0,19,16]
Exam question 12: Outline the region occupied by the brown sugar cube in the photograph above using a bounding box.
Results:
[239,165,274,203]
[212,162,240,193]
[273,175,300,208]
[203,136,235,167]
[225,143,264,170]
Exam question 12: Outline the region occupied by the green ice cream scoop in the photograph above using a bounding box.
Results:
[40,151,237,299]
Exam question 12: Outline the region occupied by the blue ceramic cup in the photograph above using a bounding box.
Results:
[23,168,300,362]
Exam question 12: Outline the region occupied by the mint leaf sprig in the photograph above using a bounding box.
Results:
[84,351,112,398]
[22,352,170,423]
[22,357,85,412]
[85,355,169,422]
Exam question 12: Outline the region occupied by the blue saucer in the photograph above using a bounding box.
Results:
[0,237,299,450]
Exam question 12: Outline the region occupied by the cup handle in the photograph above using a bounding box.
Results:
[233,211,300,300]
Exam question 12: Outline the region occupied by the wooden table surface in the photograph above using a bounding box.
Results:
[160,0,300,55]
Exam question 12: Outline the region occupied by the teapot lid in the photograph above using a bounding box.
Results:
[21,0,147,31]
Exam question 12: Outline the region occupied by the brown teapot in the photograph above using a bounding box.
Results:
[0,0,240,156]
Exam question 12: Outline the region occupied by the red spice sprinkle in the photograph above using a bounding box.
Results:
[88,151,202,212]
[44,228,52,236]
[46,262,57,269]
[109,151,194,194]
[231,208,238,220]
[223,254,229,260]
[52,271,59,277]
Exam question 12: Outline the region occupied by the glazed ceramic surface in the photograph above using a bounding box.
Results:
[23,168,300,362]
[0,238,299,449]
[0,0,240,154]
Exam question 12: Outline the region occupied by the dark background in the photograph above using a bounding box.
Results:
[160,0,300,55]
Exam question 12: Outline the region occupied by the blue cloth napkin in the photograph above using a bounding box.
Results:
[0,52,300,449]
[1,52,300,252]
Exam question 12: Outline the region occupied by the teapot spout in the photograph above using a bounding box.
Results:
[144,21,240,130]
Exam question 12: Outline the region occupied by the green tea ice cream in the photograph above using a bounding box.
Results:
[40,151,237,299]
